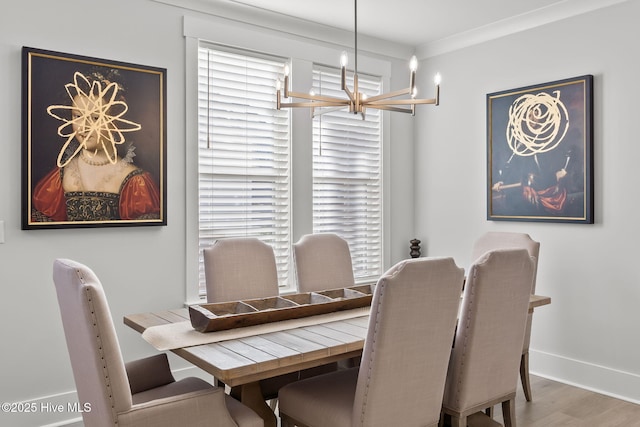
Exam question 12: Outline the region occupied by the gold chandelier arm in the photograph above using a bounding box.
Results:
[365,88,412,103]
[286,90,351,104]
[342,85,356,103]
[365,104,414,113]
[311,105,349,118]
[280,100,350,108]
[365,97,438,106]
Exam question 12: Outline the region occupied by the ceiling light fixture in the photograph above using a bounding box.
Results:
[276,0,440,118]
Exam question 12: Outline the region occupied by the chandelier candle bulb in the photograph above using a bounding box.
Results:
[340,51,348,67]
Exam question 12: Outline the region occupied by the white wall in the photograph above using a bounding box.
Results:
[414,0,640,403]
[0,1,415,426]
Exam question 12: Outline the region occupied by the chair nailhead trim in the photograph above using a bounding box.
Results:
[358,279,385,426]
[84,285,119,424]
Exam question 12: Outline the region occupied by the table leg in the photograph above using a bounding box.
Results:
[234,382,277,427]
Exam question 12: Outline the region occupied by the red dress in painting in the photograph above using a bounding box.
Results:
[32,167,161,222]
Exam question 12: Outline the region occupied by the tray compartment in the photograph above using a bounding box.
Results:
[348,284,376,295]
[244,296,300,311]
[282,292,334,305]
[316,288,367,300]
[206,301,258,316]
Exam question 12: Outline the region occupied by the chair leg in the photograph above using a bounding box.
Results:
[438,412,446,427]
[520,351,532,402]
[502,399,516,427]
[280,414,291,427]
[450,415,466,427]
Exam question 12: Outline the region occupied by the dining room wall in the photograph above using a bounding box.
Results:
[2,1,638,426]
[413,0,640,404]
[0,1,416,426]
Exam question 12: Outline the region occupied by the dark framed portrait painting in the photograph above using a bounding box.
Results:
[486,75,594,224]
[22,47,167,229]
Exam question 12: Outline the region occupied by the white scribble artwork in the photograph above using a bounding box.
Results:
[46,71,142,167]
[506,90,569,158]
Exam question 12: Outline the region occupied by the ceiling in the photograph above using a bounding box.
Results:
[218,0,620,48]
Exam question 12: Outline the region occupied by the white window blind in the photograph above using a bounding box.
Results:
[197,44,291,295]
[312,66,383,283]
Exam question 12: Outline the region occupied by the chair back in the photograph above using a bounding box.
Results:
[471,231,540,353]
[204,238,279,302]
[53,258,132,427]
[471,231,539,292]
[352,257,464,427]
[293,233,355,293]
[443,249,534,413]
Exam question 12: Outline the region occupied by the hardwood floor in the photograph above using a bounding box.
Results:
[493,375,640,427]
[64,375,640,426]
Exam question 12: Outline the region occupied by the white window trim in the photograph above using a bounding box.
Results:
[184,15,391,304]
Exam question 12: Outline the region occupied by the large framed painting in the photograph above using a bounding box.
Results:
[486,75,593,224]
[22,47,167,229]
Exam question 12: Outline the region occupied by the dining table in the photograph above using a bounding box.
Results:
[124,294,550,427]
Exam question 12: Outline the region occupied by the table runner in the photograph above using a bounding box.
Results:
[142,306,371,351]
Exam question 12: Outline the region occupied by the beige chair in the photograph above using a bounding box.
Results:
[279,257,465,427]
[292,233,361,369]
[204,237,281,303]
[292,233,355,293]
[471,231,540,402]
[52,258,263,427]
[204,237,332,403]
[441,249,535,427]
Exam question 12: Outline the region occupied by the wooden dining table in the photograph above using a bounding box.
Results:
[124,294,550,427]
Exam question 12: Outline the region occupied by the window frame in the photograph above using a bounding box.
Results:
[196,43,292,295]
[184,15,391,303]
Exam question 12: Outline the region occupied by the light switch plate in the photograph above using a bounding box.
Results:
[0,220,4,243]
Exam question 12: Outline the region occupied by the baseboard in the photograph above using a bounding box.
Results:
[530,349,640,404]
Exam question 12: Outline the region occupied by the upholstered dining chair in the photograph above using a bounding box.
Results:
[441,249,535,427]
[52,258,263,427]
[204,237,333,403]
[471,231,540,402]
[204,237,281,303]
[292,233,362,369]
[292,233,355,293]
[278,257,465,427]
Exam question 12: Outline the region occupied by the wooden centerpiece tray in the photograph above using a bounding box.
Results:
[189,284,375,332]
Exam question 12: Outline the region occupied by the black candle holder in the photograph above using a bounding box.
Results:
[410,238,421,258]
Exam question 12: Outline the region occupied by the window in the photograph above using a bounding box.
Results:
[197,44,291,295]
[312,66,383,283]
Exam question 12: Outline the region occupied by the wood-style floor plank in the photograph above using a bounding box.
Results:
[492,375,640,427]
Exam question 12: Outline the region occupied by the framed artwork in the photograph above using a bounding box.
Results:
[486,75,594,224]
[22,47,167,229]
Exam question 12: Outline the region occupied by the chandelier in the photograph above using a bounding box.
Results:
[276,0,440,118]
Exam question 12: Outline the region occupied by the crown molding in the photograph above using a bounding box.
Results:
[151,0,414,60]
[415,0,630,59]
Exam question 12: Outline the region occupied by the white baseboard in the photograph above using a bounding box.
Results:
[530,349,640,405]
